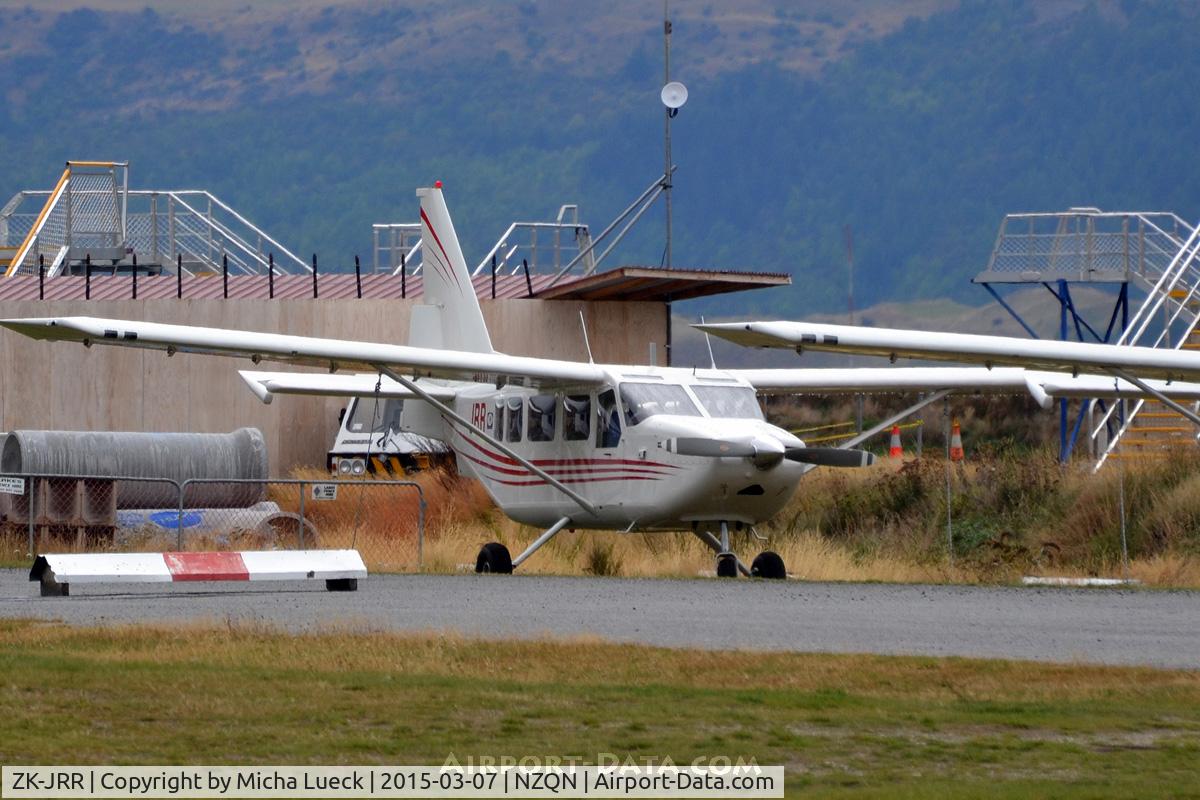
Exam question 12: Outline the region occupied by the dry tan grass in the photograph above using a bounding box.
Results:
[6,451,1200,587]
[4,618,1198,702]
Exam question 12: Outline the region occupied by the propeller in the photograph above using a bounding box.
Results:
[672,437,874,469]
[784,447,875,468]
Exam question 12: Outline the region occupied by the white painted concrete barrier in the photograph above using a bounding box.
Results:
[29,550,366,596]
[1021,576,1140,587]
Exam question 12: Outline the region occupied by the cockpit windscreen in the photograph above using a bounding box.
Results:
[619,383,702,426]
[691,385,764,420]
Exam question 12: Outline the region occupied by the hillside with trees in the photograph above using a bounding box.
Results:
[1,0,1197,316]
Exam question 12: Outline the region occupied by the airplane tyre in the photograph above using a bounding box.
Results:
[715,553,738,578]
[476,542,513,574]
[751,550,787,580]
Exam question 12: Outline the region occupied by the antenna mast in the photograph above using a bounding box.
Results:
[658,3,687,368]
[663,0,673,269]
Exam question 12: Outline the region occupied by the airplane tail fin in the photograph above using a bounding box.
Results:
[414,183,493,354]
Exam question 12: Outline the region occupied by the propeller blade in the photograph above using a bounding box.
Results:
[785,447,876,468]
[673,437,757,458]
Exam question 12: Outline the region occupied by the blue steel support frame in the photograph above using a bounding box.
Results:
[979,281,1129,462]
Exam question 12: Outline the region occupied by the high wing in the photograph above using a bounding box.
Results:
[237,371,460,404]
[732,366,1200,409]
[0,316,607,387]
[699,320,1200,383]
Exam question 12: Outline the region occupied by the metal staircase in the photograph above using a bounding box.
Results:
[1091,216,1200,470]
[1,161,310,278]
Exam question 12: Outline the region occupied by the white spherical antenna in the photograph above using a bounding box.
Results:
[660,81,689,110]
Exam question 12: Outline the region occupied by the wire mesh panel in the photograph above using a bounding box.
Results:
[7,163,126,275]
[981,211,1195,283]
[1,474,425,572]
[66,168,123,252]
[12,176,68,275]
[0,475,179,555]
[2,214,34,249]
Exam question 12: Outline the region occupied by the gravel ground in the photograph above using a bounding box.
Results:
[1,569,1196,668]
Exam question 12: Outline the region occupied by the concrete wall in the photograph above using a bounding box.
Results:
[0,299,666,474]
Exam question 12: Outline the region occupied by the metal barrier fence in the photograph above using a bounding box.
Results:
[0,474,425,571]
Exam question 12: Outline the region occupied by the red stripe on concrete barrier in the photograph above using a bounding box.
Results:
[163,551,250,582]
[30,550,367,596]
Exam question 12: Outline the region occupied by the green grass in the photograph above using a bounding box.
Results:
[1,620,1198,797]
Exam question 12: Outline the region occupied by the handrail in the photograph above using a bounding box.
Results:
[1116,222,1200,345]
[1091,217,1200,470]
[546,168,673,288]
[982,210,1193,281]
[169,203,267,276]
[174,190,310,274]
[472,222,520,276]
[470,220,592,277]
[1092,231,1200,436]
[163,191,295,275]
[67,160,125,168]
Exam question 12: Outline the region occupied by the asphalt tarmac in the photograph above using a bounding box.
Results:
[1,569,1196,669]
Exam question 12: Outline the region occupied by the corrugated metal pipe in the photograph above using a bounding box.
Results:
[1,428,268,509]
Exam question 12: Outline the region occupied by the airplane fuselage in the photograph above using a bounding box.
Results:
[409,365,810,531]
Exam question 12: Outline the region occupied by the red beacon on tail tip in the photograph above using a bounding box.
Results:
[434,180,443,188]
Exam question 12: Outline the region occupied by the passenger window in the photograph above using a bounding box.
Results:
[564,394,591,441]
[505,397,523,443]
[527,394,557,442]
[596,389,621,448]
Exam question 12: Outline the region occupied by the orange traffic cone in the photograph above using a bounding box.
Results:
[889,425,903,459]
[949,420,965,462]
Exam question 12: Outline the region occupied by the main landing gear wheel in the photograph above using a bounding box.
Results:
[715,553,739,578]
[476,542,513,574]
[750,550,787,580]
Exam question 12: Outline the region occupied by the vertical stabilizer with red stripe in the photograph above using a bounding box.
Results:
[416,184,494,354]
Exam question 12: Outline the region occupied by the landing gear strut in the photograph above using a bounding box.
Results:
[715,553,739,578]
[693,522,788,579]
[694,522,750,577]
[475,517,572,575]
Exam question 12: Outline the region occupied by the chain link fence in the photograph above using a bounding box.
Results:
[0,474,425,572]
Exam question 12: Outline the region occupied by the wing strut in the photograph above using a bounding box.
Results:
[373,365,601,518]
[1108,368,1200,429]
[834,389,953,453]
[512,516,572,568]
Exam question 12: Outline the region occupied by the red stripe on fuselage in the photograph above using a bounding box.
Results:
[452,426,678,470]
[489,475,661,487]
[457,448,670,478]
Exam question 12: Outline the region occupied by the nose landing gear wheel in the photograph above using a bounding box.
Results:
[750,550,787,579]
[476,542,513,574]
[715,553,738,578]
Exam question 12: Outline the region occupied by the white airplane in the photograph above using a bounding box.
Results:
[5,184,1200,579]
